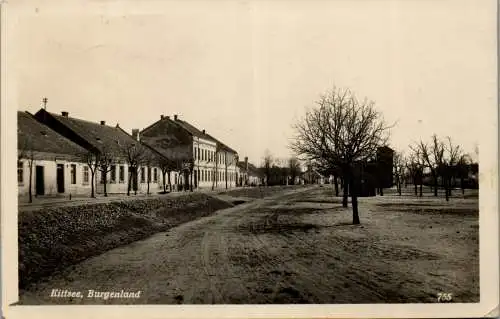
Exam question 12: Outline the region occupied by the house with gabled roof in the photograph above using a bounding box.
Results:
[139,114,238,190]
[18,111,88,199]
[236,157,264,187]
[33,108,167,195]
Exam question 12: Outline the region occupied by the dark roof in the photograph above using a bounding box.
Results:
[18,111,87,159]
[173,119,218,143]
[143,116,237,154]
[34,109,163,161]
[139,117,193,162]
[37,109,140,155]
[237,160,262,177]
[205,132,238,154]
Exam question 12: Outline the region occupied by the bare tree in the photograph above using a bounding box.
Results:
[85,152,99,198]
[212,146,221,191]
[158,157,176,193]
[392,151,405,196]
[442,136,462,201]
[405,151,423,197]
[119,141,145,196]
[291,87,391,224]
[288,157,301,185]
[96,149,113,197]
[263,150,273,186]
[225,152,237,189]
[18,136,35,203]
[411,134,444,197]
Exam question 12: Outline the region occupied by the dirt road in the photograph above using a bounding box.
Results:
[19,186,479,304]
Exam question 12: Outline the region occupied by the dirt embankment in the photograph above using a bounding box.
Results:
[18,193,233,289]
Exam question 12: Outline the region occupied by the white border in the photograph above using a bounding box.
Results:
[2,1,498,318]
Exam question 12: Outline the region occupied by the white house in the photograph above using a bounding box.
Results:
[34,109,166,195]
[140,114,238,190]
[18,111,89,199]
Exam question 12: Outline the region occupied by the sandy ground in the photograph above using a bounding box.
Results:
[19,185,478,304]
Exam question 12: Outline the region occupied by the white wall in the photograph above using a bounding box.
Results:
[17,159,92,197]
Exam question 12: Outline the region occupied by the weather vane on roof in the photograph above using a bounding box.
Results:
[42,97,48,110]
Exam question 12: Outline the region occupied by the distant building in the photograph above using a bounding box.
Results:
[33,109,165,195]
[18,111,88,198]
[300,167,325,185]
[140,114,238,190]
[236,157,263,186]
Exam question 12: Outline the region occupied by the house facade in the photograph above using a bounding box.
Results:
[18,111,89,198]
[140,114,238,190]
[33,109,166,195]
[236,157,263,186]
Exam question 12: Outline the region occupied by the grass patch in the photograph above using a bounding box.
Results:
[18,193,232,289]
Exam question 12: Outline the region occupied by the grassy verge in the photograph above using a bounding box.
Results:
[18,193,233,289]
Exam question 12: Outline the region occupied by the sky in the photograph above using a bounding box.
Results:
[11,0,495,165]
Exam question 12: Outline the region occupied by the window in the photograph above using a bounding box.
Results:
[119,165,125,183]
[17,161,23,184]
[82,165,89,184]
[147,167,152,182]
[194,148,197,160]
[71,164,77,184]
[141,167,145,183]
[153,168,158,183]
[110,165,116,183]
[202,170,205,182]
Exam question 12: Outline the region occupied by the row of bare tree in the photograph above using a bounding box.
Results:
[261,151,302,186]
[392,135,478,201]
[291,87,479,224]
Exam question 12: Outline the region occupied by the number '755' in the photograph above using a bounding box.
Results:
[437,293,453,302]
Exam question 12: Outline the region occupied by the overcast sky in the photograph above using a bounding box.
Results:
[12,0,495,165]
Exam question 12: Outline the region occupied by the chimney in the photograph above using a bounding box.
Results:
[61,111,68,117]
[202,129,206,134]
[161,115,164,119]
[131,129,140,141]
[174,114,178,121]
[100,120,106,125]
[244,156,248,171]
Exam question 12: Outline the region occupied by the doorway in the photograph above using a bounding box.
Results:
[35,165,45,195]
[57,164,65,193]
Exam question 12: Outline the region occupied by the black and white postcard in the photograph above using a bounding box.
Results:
[1,0,498,318]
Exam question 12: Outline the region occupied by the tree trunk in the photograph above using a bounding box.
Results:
[162,171,167,192]
[225,165,228,189]
[445,176,449,201]
[419,182,423,197]
[333,175,339,197]
[342,176,349,207]
[103,172,108,197]
[414,181,418,196]
[433,175,438,197]
[190,171,193,192]
[168,171,172,192]
[460,176,465,195]
[350,174,360,224]
[91,171,96,198]
[379,187,384,196]
[28,160,33,203]
[127,171,131,196]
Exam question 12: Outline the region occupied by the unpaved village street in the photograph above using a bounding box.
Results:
[20,186,479,304]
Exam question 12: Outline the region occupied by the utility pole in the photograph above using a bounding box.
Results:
[42,97,48,110]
